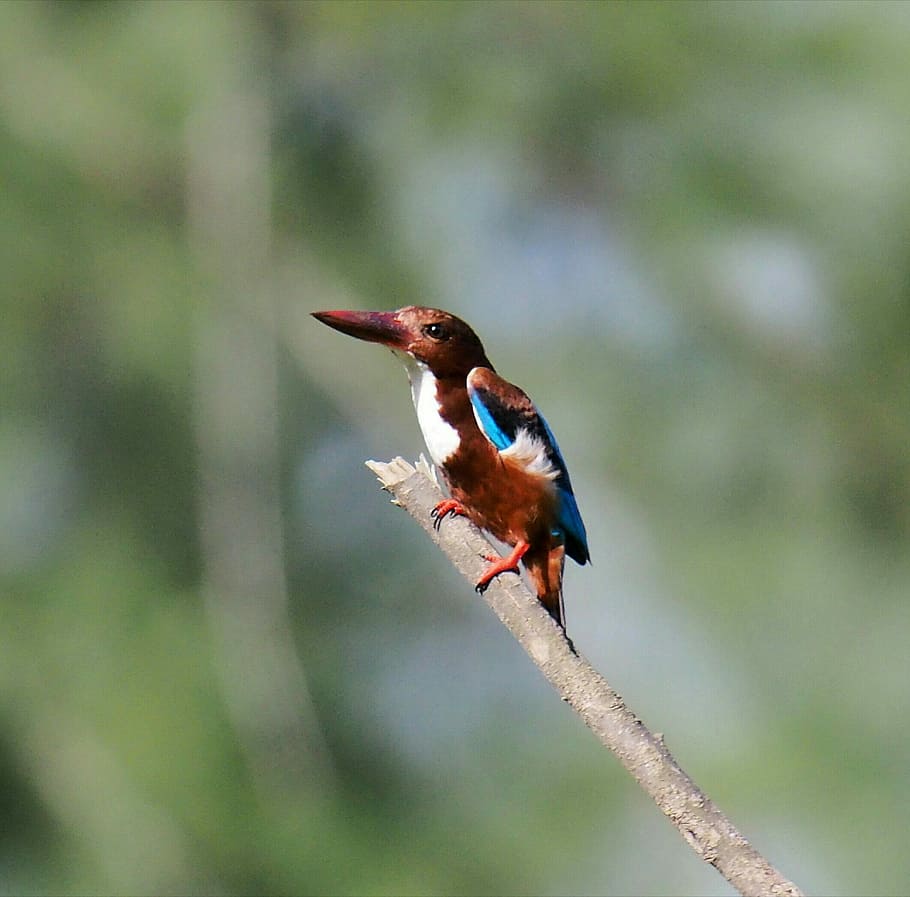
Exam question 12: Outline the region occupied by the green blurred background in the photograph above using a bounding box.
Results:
[3,1,910,894]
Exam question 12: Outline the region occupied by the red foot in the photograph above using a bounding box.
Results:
[475,541,530,594]
[431,498,468,531]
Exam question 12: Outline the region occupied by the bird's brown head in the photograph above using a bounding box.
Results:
[311,306,492,379]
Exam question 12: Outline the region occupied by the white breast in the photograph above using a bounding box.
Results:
[406,360,460,466]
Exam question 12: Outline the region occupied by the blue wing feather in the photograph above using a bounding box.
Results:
[469,389,512,451]
[468,372,590,566]
[540,414,590,565]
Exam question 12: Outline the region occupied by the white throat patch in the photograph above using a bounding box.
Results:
[404,359,460,466]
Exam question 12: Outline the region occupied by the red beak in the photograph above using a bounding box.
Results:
[311,310,409,350]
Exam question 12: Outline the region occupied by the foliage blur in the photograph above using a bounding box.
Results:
[3,1,910,894]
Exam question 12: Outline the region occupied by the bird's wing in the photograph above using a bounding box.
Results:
[467,367,590,566]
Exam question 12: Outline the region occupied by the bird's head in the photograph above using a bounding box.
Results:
[311,306,492,379]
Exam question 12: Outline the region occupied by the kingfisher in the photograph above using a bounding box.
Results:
[312,306,589,629]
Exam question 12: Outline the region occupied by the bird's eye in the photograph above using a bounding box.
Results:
[423,322,448,341]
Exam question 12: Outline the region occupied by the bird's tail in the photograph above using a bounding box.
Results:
[526,544,567,629]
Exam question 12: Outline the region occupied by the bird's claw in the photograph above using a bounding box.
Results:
[474,564,519,594]
[474,549,524,594]
[431,499,467,531]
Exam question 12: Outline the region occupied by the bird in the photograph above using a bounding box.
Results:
[311,306,589,629]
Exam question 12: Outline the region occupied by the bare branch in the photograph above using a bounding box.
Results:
[366,457,804,897]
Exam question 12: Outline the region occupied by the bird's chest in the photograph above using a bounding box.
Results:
[407,362,461,467]
[404,361,555,544]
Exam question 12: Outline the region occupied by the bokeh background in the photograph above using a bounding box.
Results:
[3,1,910,894]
